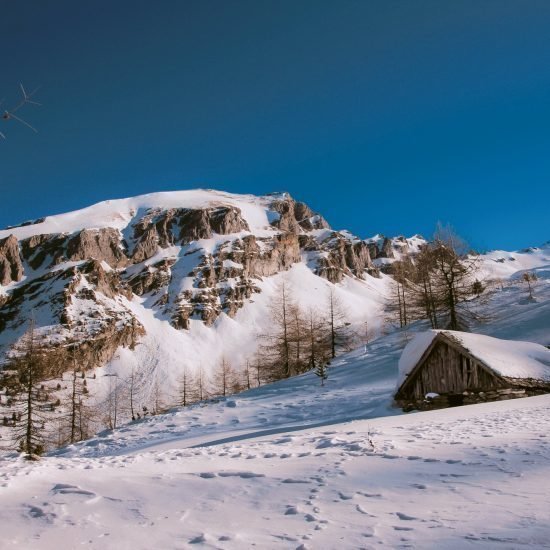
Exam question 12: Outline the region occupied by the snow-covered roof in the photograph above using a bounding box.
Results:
[397,330,550,387]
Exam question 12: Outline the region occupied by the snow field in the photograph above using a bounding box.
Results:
[1,395,549,549]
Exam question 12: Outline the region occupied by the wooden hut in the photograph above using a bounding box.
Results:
[395,330,550,411]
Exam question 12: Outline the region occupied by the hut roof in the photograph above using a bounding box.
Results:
[397,330,550,388]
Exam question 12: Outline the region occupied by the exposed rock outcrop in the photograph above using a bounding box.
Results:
[0,235,24,286]
[269,197,329,234]
[67,229,128,268]
[0,192,390,377]
[130,206,250,263]
[315,233,376,283]
[293,201,330,231]
[20,233,67,269]
[127,259,175,296]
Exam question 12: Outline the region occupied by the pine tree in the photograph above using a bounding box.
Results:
[315,362,328,387]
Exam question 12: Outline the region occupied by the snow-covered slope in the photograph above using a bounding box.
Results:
[0,189,415,416]
[40,260,547,460]
[1,270,549,548]
[0,188,548,451]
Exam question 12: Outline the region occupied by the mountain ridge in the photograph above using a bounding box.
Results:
[0,189,548,426]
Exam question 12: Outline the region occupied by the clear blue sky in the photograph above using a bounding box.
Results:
[1,0,549,250]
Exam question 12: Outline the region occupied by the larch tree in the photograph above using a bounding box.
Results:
[306,307,330,371]
[243,360,252,390]
[10,319,51,458]
[326,288,354,358]
[213,357,235,398]
[178,366,195,407]
[194,365,208,402]
[259,280,303,380]
[386,224,483,331]
[522,271,537,301]
[65,348,90,444]
[429,224,481,330]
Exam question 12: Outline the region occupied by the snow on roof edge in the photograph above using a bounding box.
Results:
[397,330,550,389]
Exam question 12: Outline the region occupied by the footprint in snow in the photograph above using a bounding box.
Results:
[51,483,95,497]
[357,491,382,498]
[27,505,56,522]
[218,471,265,479]
[282,478,310,484]
[355,504,376,517]
[396,512,418,521]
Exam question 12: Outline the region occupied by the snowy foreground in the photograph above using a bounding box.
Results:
[1,395,549,549]
[1,254,549,549]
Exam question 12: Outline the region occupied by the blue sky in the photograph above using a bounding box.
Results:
[1,0,549,250]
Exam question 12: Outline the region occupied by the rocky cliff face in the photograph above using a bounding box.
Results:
[0,235,24,285]
[0,190,406,374]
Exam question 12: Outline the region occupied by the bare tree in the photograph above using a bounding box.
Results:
[429,224,481,330]
[243,360,252,390]
[212,357,235,397]
[9,319,50,458]
[194,365,208,402]
[65,349,89,444]
[306,307,330,371]
[327,288,354,358]
[1,84,41,139]
[178,366,194,407]
[386,225,483,331]
[522,271,537,301]
[258,280,300,380]
[289,302,309,374]
[150,379,167,415]
[104,373,120,429]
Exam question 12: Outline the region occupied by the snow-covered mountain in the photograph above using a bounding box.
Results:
[0,190,411,386]
[0,188,548,412]
[1,189,549,548]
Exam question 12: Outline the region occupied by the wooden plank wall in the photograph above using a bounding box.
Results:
[404,341,504,399]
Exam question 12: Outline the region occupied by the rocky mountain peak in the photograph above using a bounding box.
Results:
[0,189,397,376]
